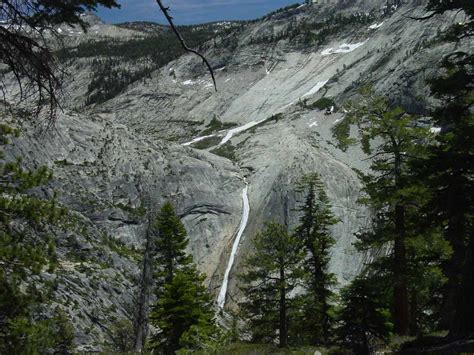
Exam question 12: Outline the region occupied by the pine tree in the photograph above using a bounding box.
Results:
[149,202,217,354]
[414,1,474,336]
[336,274,392,355]
[150,267,217,354]
[239,222,305,347]
[153,201,192,296]
[294,173,338,344]
[332,88,444,335]
[0,123,73,352]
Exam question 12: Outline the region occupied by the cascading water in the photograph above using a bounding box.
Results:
[217,181,250,308]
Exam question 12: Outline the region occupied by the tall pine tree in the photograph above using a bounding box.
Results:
[414,0,474,336]
[332,88,448,335]
[239,222,305,348]
[153,201,192,296]
[149,202,217,354]
[294,173,338,344]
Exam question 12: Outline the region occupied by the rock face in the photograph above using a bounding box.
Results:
[2,0,469,350]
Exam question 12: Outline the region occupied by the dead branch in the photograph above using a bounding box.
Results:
[155,0,217,92]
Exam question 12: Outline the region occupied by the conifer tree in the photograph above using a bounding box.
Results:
[149,202,217,354]
[150,267,217,354]
[239,222,305,347]
[414,0,474,336]
[153,201,192,296]
[294,173,338,344]
[336,274,392,355]
[0,123,73,352]
[332,88,446,335]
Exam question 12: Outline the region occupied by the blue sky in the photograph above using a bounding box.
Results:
[96,0,300,25]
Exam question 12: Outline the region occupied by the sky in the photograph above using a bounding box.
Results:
[96,0,301,25]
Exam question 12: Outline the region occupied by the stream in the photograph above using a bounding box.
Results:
[217,181,250,308]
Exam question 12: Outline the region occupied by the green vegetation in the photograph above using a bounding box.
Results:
[84,58,154,105]
[336,276,392,355]
[294,174,338,345]
[240,222,306,347]
[333,87,449,336]
[308,97,336,111]
[149,202,219,353]
[57,24,222,61]
[249,13,375,46]
[0,124,74,353]
[107,319,135,352]
[210,142,237,161]
[200,116,238,136]
[115,201,147,218]
[193,136,222,150]
[58,23,240,106]
[413,0,473,336]
[240,177,338,348]
[101,234,141,262]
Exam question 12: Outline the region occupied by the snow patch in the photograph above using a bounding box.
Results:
[182,134,215,146]
[182,80,195,86]
[321,41,367,56]
[309,121,318,128]
[430,127,441,134]
[302,80,329,98]
[219,119,266,145]
[368,22,384,30]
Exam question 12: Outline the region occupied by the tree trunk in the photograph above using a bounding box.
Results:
[440,206,469,333]
[394,203,409,335]
[393,148,409,336]
[134,218,156,351]
[450,232,474,337]
[439,217,465,330]
[279,266,288,348]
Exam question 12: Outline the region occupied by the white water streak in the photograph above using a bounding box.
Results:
[181,134,215,146]
[217,183,250,308]
[219,119,266,146]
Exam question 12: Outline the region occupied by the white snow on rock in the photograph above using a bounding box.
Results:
[321,41,367,56]
[368,22,384,30]
[430,127,442,134]
[182,134,216,146]
[182,80,195,85]
[217,182,250,308]
[309,121,318,128]
[302,80,329,98]
[219,119,266,145]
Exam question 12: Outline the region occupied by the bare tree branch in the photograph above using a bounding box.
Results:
[155,0,217,92]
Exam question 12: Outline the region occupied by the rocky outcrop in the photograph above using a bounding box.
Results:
[2,0,469,349]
